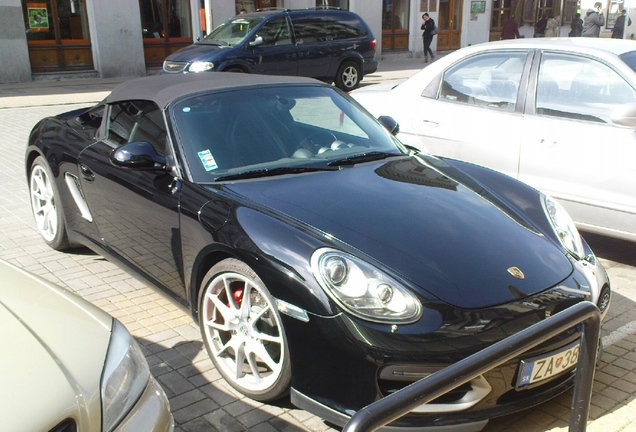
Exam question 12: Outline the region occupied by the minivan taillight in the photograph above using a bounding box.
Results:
[369,38,377,51]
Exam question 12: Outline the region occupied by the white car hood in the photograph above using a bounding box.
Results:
[0,261,112,431]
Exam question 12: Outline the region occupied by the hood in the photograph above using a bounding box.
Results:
[0,260,111,430]
[586,8,597,15]
[166,43,228,63]
[226,156,573,309]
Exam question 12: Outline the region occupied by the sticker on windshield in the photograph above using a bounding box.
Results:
[198,149,218,171]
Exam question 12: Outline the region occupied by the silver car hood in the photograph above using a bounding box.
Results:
[0,261,112,431]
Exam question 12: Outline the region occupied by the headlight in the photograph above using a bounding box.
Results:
[542,195,585,259]
[188,61,214,72]
[101,320,150,431]
[311,248,421,323]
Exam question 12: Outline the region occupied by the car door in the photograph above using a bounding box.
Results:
[77,100,185,298]
[250,16,298,76]
[520,51,636,238]
[290,12,335,80]
[414,50,531,179]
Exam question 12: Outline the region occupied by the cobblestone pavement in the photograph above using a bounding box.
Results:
[1,62,636,431]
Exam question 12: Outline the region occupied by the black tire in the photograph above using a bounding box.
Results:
[198,258,291,401]
[225,67,245,73]
[335,60,362,91]
[28,156,70,250]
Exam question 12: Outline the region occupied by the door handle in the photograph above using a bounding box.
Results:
[538,138,558,147]
[421,119,439,128]
[79,164,95,182]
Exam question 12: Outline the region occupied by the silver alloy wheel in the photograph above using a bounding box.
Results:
[201,270,287,395]
[30,164,58,243]
[341,65,359,89]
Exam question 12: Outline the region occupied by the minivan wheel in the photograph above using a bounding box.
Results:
[335,60,361,91]
[225,67,245,73]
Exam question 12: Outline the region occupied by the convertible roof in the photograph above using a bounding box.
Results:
[106,73,320,108]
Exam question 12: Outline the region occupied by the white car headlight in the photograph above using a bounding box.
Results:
[311,248,421,324]
[101,320,150,432]
[542,195,585,259]
[188,61,214,73]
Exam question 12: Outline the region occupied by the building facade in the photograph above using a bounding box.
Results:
[1,0,632,83]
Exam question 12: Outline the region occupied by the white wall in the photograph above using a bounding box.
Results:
[0,0,31,83]
[86,0,145,78]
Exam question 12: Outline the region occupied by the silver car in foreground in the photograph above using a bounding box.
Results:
[0,259,174,431]
[352,38,636,242]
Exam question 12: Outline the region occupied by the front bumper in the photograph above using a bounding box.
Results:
[284,255,609,430]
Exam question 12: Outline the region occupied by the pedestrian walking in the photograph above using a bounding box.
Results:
[501,15,520,39]
[421,13,436,63]
[544,12,559,37]
[534,14,547,37]
[569,13,583,36]
[612,9,632,39]
[582,2,605,37]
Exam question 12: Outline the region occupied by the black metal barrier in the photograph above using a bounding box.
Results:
[342,301,601,432]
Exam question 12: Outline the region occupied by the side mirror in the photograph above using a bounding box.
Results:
[377,115,400,136]
[611,103,636,128]
[110,141,168,170]
[249,35,263,47]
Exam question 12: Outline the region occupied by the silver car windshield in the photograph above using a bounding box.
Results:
[170,85,405,182]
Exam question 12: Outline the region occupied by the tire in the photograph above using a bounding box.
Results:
[29,156,70,250]
[225,67,245,73]
[335,60,361,91]
[198,258,291,401]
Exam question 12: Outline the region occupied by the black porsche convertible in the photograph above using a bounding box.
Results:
[26,73,610,431]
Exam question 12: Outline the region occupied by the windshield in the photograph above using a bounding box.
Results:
[170,85,405,182]
[620,51,636,73]
[202,17,263,46]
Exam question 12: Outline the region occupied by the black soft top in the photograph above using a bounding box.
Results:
[106,73,320,109]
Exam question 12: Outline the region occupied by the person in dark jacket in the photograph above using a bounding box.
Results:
[582,2,604,37]
[612,10,632,39]
[569,13,583,36]
[421,13,436,63]
[534,15,547,37]
[501,15,520,39]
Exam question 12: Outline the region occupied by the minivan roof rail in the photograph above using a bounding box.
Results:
[255,8,290,12]
[309,6,343,10]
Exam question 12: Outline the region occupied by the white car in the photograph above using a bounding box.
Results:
[352,38,636,242]
[0,259,174,432]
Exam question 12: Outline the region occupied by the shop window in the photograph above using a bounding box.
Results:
[315,0,349,8]
[21,0,93,72]
[382,0,409,51]
[139,0,192,67]
[235,0,278,14]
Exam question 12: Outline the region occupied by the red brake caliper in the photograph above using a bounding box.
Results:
[231,286,244,307]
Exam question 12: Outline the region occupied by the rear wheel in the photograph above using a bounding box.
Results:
[29,156,70,250]
[198,258,291,401]
[335,60,361,91]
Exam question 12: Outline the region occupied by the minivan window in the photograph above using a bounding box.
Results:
[257,17,292,47]
[293,16,365,44]
[203,17,264,46]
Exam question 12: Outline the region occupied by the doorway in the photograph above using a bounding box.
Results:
[382,0,410,51]
[437,0,462,50]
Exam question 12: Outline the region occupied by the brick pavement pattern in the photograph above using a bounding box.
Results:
[1,66,636,431]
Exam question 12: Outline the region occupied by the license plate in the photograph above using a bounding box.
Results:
[516,341,580,389]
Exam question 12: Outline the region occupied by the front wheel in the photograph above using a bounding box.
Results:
[29,156,70,250]
[335,60,361,91]
[198,258,291,401]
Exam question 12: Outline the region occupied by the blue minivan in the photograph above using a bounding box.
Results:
[163,8,378,91]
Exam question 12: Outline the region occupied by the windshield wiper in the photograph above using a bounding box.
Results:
[203,39,230,46]
[327,151,400,166]
[215,165,340,181]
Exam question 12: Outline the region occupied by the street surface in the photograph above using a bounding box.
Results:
[1,61,635,431]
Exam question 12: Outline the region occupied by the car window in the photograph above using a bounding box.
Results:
[171,86,400,182]
[257,17,292,47]
[438,52,526,111]
[107,101,166,154]
[292,15,364,44]
[536,53,636,124]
